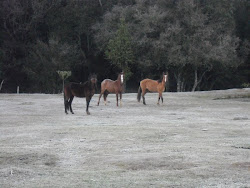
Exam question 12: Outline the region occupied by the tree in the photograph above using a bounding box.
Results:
[24,39,80,93]
[93,1,245,91]
[0,0,62,92]
[57,71,71,93]
[0,0,248,93]
[105,18,134,79]
[145,0,240,91]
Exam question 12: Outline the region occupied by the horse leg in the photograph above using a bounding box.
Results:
[120,92,122,107]
[103,91,109,105]
[161,94,163,104]
[97,92,103,106]
[116,93,119,107]
[157,93,161,105]
[86,97,91,115]
[64,98,69,114]
[64,91,69,114]
[142,90,146,105]
[137,86,142,102]
[69,96,74,114]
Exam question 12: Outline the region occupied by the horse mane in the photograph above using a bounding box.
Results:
[157,79,162,83]
[157,75,164,83]
[70,79,91,89]
[157,72,167,83]
[117,72,122,79]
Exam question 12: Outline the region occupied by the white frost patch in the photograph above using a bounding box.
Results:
[0,89,250,187]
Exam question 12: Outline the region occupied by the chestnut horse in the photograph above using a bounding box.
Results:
[97,72,124,106]
[64,74,97,115]
[137,73,168,105]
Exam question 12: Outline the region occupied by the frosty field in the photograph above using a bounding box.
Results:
[0,89,250,187]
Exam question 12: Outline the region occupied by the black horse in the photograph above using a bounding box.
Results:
[64,74,97,115]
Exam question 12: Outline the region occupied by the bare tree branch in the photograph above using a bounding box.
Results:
[0,80,5,91]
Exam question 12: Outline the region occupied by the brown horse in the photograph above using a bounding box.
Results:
[97,72,124,106]
[64,74,97,115]
[137,72,168,105]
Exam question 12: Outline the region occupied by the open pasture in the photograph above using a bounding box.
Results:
[0,89,250,187]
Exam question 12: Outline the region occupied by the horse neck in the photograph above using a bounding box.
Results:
[161,76,166,86]
[90,80,96,88]
[117,74,122,85]
[84,80,92,87]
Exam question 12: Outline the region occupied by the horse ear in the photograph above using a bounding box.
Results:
[89,73,96,80]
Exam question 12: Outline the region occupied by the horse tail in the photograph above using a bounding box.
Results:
[137,85,142,102]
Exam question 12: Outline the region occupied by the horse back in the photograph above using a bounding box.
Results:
[140,79,158,92]
[101,79,119,93]
[69,83,87,98]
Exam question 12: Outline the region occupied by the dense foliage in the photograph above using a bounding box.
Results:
[0,0,249,93]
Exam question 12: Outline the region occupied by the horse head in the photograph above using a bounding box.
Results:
[163,72,168,83]
[89,74,97,85]
[119,72,124,84]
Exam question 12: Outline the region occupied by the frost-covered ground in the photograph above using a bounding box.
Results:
[0,89,250,188]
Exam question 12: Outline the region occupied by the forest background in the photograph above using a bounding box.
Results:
[0,0,249,93]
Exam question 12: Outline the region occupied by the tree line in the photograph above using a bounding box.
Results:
[0,0,249,93]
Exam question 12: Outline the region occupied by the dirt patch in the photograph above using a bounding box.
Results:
[233,117,249,120]
[0,153,58,167]
[232,162,250,170]
[232,145,250,150]
[115,156,197,171]
[19,102,34,105]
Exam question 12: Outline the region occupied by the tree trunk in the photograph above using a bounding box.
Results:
[192,68,198,92]
[62,79,65,94]
[0,80,4,91]
[181,81,186,92]
[192,68,208,92]
[176,72,182,92]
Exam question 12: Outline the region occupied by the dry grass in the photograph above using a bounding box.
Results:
[0,89,250,187]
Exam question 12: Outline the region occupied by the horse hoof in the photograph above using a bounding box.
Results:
[87,112,90,115]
